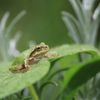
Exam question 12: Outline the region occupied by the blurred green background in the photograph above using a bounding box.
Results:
[0,0,100,99]
[0,0,75,51]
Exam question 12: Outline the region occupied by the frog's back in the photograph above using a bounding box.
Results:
[12,46,35,65]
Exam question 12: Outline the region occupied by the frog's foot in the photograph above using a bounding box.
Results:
[9,64,30,73]
[20,66,30,73]
[18,64,30,73]
[26,65,30,68]
[44,54,59,60]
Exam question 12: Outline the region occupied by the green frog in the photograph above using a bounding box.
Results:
[9,42,50,73]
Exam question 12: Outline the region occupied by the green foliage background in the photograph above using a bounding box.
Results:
[0,0,100,100]
[0,0,74,51]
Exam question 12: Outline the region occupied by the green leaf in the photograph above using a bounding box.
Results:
[41,80,63,100]
[0,59,50,98]
[5,10,26,38]
[61,11,84,43]
[0,44,100,98]
[69,0,85,27]
[0,12,10,34]
[47,44,100,61]
[90,4,100,46]
[61,12,80,43]
[63,57,100,100]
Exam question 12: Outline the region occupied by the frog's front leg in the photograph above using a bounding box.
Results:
[24,57,34,68]
[44,54,59,59]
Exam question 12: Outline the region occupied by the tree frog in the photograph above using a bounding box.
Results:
[9,42,50,73]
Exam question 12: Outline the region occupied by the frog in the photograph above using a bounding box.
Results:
[24,44,50,68]
[9,42,50,73]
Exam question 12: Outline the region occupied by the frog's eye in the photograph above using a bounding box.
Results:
[36,46,42,51]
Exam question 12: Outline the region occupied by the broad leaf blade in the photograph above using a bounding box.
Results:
[0,44,100,98]
[47,44,100,61]
[63,57,100,100]
[0,58,50,98]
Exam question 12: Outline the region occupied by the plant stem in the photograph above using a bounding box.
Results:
[28,85,39,100]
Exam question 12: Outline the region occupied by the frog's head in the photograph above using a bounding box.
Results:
[35,42,49,54]
[30,42,49,56]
